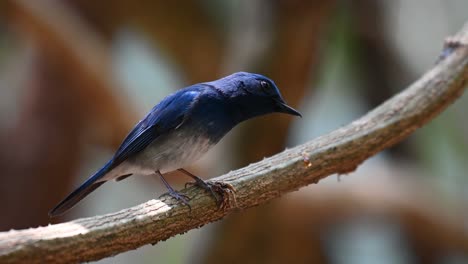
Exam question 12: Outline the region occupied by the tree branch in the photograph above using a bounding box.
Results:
[0,22,467,264]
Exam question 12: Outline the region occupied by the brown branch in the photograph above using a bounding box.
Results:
[0,21,467,264]
[201,175,468,263]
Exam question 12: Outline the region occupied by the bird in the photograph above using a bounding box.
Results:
[49,72,301,217]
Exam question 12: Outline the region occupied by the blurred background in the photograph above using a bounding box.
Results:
[0,0,467,263]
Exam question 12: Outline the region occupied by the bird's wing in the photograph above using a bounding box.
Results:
[111,88,201,167]
[48,87,202,217]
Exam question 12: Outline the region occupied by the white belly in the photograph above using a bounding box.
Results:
[102,128,215,180]
[148,133,214,173]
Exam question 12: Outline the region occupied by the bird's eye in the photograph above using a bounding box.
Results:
[260,80,270,91]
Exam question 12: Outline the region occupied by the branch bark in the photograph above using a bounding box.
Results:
[0,21,467,264]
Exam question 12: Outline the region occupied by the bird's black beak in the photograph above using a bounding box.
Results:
[275,99,302,117]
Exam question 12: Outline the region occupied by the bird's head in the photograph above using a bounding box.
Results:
[212,72,302,121]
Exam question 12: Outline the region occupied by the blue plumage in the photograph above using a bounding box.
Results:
[49,72,301,217]
[113,88,199,165]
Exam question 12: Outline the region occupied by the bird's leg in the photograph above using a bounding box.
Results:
[178,168,230,207]
[156,171,191,209]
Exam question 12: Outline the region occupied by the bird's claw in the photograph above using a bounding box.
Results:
[185,180,220,204]
[186,179,236,210]
[162,190,192,210]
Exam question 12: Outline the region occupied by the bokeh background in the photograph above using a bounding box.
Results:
[0,0,467,263]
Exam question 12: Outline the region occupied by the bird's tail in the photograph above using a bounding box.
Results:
[48,160,113,217]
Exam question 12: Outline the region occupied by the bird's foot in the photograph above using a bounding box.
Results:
[162,189,191,210]
[185,177,219,202]
[178,169,236,209]
[185,179,236,210]
[158,171,192,210]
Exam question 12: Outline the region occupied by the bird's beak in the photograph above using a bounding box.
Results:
[275,100,302,117]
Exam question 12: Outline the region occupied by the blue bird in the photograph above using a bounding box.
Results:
[49,72,301,217]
